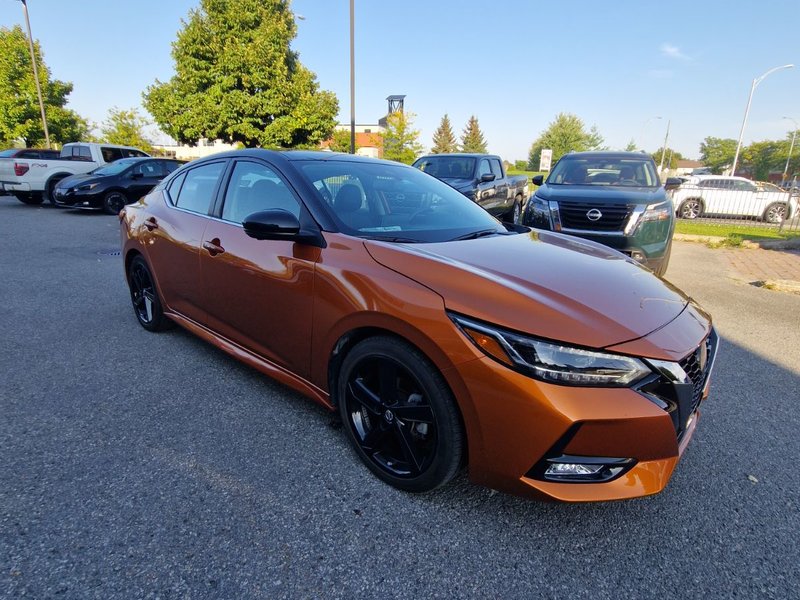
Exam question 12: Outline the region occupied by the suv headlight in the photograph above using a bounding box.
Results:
[451,314,650,387]
[641,200,672,222]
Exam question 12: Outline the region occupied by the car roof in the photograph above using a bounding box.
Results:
[560,151,654,160]
[188,148,407,167]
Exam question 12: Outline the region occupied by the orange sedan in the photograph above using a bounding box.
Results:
[120,150,717,502]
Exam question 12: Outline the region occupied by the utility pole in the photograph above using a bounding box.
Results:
[349,0,355,154]
[659,120,671,172]
[19,0,51,148]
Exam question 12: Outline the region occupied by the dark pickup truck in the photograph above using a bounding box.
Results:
[412,153,528,223]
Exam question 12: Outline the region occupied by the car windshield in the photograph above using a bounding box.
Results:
[296,160,509,243]
[547,157,659,187]
[413,156,476,179]
[92,158,140,176]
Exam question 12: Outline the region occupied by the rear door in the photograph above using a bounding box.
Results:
[143,160,227,323]
[199,159,318,379]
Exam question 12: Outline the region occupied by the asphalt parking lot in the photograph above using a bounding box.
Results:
[1,194,798,599]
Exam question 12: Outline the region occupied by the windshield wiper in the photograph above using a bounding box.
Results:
[362,235,421,243]
[449,228,504,241]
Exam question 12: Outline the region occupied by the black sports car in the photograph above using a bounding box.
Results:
[53,157,184,214]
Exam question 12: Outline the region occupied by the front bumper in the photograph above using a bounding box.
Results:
[450,325,716,502]
[52,188,103,209]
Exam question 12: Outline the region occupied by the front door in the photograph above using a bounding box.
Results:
[199,159,319,379]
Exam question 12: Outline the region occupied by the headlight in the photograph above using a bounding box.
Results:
[77,182,100,191]
[450,314,650,387]
[641,201,671,222]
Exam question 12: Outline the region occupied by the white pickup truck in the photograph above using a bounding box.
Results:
[0,142,149,205]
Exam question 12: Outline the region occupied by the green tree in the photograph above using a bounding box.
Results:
[143,0,338,149]
[526,113,603,170]
[742,140,784,180]
[326,129,360,153]
[431,113,458,153]
[699,137,737,174]
[0,25,89,147]
[650,147,684,170]
[624,139,638,151]
[460,115,488,153]
[513,160,528,171]
[383,111,422,164]
[101,107,154,153]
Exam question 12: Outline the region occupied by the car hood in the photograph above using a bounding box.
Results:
[58,173,103,188]
[364,230,692,351]
[536,183,665,205]
[438,177,474,191]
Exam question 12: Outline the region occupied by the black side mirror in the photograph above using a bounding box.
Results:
[480,173,496,183]
[243,209,325,247]
[664,177,683,190]
[532,175,544,186]
[130,172,144,180]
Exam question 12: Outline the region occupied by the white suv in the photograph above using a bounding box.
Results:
[671,175,797,223]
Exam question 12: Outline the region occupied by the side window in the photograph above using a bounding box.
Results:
[175,162,225,214]
[167,171,187,204]
[133,161,164,178]
[101,147,124,163]
[489,159,503,179]
[222,161,300,224]
[163,161,181,175]
[478,159,492,178]
[74,145,92,161]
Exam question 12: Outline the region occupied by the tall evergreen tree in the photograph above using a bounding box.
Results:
[460,115,488,153]
[431,114,458,153]
[143,0,338,148]
[0,25,89,147]
[383,111,423,164]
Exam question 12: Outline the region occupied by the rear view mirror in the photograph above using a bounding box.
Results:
[532,175,544,186]
[480,173,496,183]
[243,209,326,247]
[131,172,144,180]
[664,177,683,190]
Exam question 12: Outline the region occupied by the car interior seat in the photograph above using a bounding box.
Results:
[334,184,373,231]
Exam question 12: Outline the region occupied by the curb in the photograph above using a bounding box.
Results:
[673,233,800,250]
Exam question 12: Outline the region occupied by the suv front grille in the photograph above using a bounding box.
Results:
[558,201,633,232]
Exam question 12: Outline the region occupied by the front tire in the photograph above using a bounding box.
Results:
[504,199,522,224]
[678,198,702,219]
[338,336,464,493]
[763,202,788,224]
[103,191,128,215]
[127,255,172,332]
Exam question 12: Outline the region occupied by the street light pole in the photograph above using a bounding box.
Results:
[349,0,355,154]
[638,116,661,151]
[731,63,794,176]
[782,116,798,182]
[659,119,671,172]
[19,0,50,148]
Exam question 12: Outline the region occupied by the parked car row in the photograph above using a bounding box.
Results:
[0,143,182,214]
[0,142,150,206]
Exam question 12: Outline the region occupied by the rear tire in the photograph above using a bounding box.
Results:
[127,255,172,332]
[13,192,44,205]
[763,202,788,224]
[504,199,522,224]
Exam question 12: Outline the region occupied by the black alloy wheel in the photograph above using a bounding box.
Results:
[103,191,127,215]
[338,337,463,493]
[127,256,171,332]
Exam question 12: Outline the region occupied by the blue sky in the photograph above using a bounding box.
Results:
[2,0,798,161]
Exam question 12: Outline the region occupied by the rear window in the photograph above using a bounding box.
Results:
[101,147,125,163]
[174,162,225,214]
